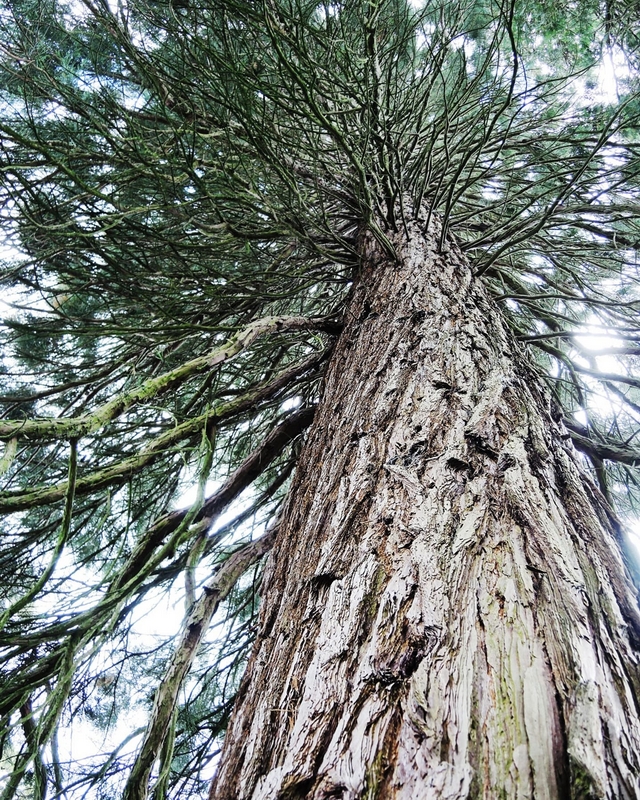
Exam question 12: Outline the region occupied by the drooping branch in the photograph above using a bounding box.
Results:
[106,405,315,607]
[0,439,77,632]
[0,353,325,512]
[565,419,640,467]
[0,403,313,736]
[0,316,334,443]
[123,529,277,800]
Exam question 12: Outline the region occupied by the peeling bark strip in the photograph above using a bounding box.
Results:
[210,218,640,799]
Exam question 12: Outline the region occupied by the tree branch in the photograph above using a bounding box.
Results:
[0,354,324,513]
[0,316,334,443]
[122,530,276,800]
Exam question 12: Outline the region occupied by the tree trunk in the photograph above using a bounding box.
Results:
[209,216,640,799]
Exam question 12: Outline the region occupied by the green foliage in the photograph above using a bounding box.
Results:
[0,0,639,797]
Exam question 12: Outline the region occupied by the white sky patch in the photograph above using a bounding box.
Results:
[0,291,17,319]
[574,326,631,381]
[130,585,185,647]
[597,47,628,102]
[571,44,632,106]
[573,408,588,426]
[280,396,302,412]
[53,711,144,791]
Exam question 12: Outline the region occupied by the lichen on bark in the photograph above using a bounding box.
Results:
[209,216,640,800]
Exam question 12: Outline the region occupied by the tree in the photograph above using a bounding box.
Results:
[1,0,640,797]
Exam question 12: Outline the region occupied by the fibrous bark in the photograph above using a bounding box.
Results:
[210,216,640,799]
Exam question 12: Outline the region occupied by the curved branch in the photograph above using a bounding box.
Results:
[565,419,640,467]
[0,353,325,513]
[108,405,314,603]
[0,440,77,632]
[0,316,334,443]
[125,530,277,800]
[0,317,335,439]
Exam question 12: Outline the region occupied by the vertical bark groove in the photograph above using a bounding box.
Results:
[210,216,640,800]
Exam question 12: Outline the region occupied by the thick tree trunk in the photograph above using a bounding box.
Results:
[209,216,640,799]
